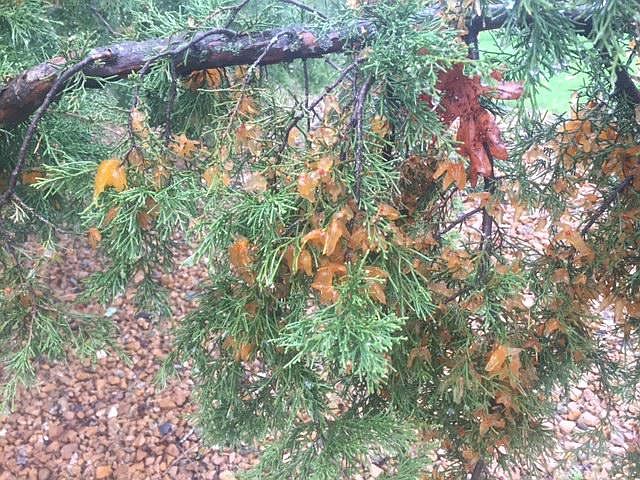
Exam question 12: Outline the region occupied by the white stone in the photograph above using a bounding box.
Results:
[107,405,118,418]
[559,420,576,435]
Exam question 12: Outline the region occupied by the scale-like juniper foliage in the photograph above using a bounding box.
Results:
[1,0,639,478]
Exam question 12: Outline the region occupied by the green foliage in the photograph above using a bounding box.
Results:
[1,0,640,479]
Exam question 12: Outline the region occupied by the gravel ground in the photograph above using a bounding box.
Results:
[0,238,258,480]
[0,236,638,479]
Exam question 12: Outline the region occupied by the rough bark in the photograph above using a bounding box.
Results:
[0,24,370,128]
[0,4,636,128]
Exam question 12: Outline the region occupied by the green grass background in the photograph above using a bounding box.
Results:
[479,31,588,114]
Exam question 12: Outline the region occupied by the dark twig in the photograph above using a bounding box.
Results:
[11,195,74,235]
[478,145,497,280]
[225,31,289,137]
[224,0,252,28]
[325,58,355,82]
[470,458,486,480]
[164,61,178,145]
[279,0,328,20]
[581,176,633,236]
[303,59,311,131]
[353,76,374,204]
[444,286,471,305]
[89,4,119,36]
[439,206,484,237]
[0,51,113,209]
[279,61,358,153]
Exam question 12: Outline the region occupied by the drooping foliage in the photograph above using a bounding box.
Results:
[1,0,639,478]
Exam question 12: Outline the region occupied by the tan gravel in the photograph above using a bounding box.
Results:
[0,237,258,480]
[0,236,638,479]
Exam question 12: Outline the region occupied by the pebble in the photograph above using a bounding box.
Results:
[95,465,112,479]
[166,444,180,458]
[37,468,51,480]
[158,398,176,409]
[577,412,600,429]
[544,458,559,472]
[158,422,173,435]
[16,447,29,466]
[569,387,582,402]
[370,464,384,478]
[107,405,118,419]
[559,420,576,435]
[60,443,77,460]
[609,446,626,456]
[566,402,581,421]
[219,471,236,480]
[610,431,625,447]
[115,465,129,479]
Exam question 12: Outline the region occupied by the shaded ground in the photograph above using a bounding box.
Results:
[0,237,638,479]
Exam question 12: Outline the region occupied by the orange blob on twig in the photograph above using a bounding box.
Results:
[422,64,523,186]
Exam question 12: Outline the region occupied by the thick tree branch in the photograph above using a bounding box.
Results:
[0,52,113,208]
[0,23,369,128]
[0,3,637,129]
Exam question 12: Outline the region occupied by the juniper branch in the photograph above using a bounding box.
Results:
[0,51,113,209]
[2,3,637,128]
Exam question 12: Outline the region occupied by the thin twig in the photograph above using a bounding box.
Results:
[439,206,484,237]
[325,58,354,81]
[353,76,374,204]
[278,61,358,153]
[224,0,252,28]
[444,286,471,304]
[303,59,311,131]
[470,457,485,480]
[0,51,113,209]
[164,62,178,145]
[89,4,119,36]
[479,144,497,280]
[167,444,197,469]
[279,0,328,20]
[224,31,289,138]
[179,427,195,444]
[581,176,633,236]
[11,195,74,234]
